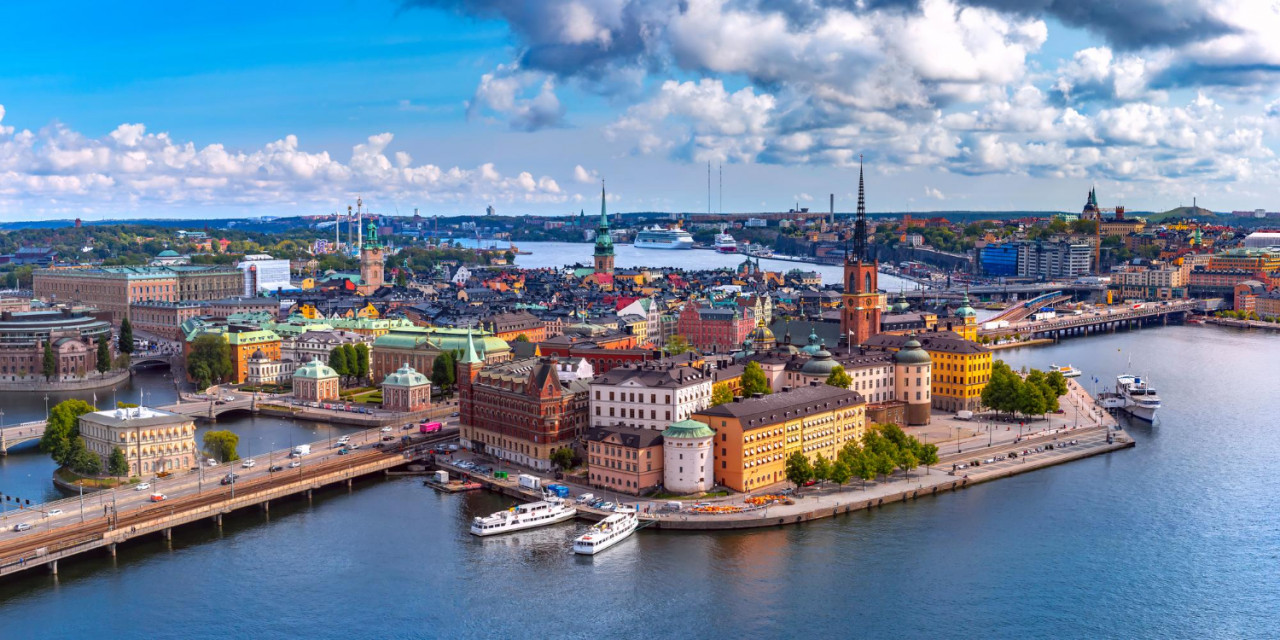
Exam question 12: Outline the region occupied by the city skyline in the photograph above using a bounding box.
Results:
[3,1,1280,219]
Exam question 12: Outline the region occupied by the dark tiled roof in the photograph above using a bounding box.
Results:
[864,331,989,354]
[697,384,864,431]
[585,425,664,449]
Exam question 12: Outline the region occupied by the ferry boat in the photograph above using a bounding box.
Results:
[1051,364,1082,378]
[1116,374,1161,422]
[744,243,773,258]
[572,507,639,555]
[714,228,738,253]
[470,495,577,536]
[634,226,695,250]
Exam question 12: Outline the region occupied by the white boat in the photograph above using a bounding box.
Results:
[634,226,694,250]
[1116,374,1161,422]
[470,495,577,536]
[744,243,773,258]
[714,229,738,253]
[572,507,639,555]
[1051,364,1082,378]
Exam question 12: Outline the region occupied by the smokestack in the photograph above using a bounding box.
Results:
[830,194,835,225]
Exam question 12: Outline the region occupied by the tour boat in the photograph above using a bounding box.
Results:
[744,243,773,258]
[572,507,639,555]
[470,495,577,536]
[1115,374,1161,422]
[714,229,738,253]
[634,226,695,250]
[1051,364,1082,378]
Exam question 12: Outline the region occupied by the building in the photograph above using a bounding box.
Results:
[245,349,284,386]
[170,266,245,302]
[0,310,114,382]
[693,383,866,493]
[282,329,372,370]
[592,186,615,282]
[358,221,386,295]
[128,301,204,341]
[482,310,545,343]
[222,329,282,384]
[150,249,189,266]
[203,297,279,319]
[236,254,292,294]
[79,406,197,476]
[1243,232,1280,250]
[590,360,714,431]
[381,363,432,412]
[842,163,881,347]
[662,419,715,495]
[457,341,590,471]
[371,326,510,381]
[937,293,978,342]
[1016,240,1093,280]
[34,265,244,322]
[864,331,990,413]
[1112,264,1188,300]
[676,301,755,353]
[980,243,1019,277]
[585,425,664,495]
[293,358,340,402]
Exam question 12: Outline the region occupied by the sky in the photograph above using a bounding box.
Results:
[3,0,1280,220]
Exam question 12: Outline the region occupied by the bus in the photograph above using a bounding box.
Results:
[419,421,443,434]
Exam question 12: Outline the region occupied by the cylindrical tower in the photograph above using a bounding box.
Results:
[893,337,932,426]
[661,420,716,495]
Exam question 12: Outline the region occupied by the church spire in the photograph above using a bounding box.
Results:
[599,182,609,230]
[852,155,868,263]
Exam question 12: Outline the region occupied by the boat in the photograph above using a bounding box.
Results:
[1115,374,1161,422]
[1051,364,1082,378]
[744,243,773,258]
[470,494,577,536]
[714,228,738,253]
[572,507,639,555]
[634,226,695,250]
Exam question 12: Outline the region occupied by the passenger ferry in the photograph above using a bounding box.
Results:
[744,243,773,258]
[1050,364,1082,378]
[572,507,639,555]
[1116,374,1161,422]
[470,495,577,536]
[634,226,695,250]
[714,228,738,253]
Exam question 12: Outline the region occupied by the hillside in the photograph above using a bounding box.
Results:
[1146,206,1218,223]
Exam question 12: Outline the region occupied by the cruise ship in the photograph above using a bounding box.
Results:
[572,507,639,555]
[470,495,577,536]
[714,228,738,253]
[634,226,694,250]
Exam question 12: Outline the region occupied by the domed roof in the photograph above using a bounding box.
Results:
[955,292,977,318]
[895,337,932,365]
[294,357,338,379]
[157,249,180,257]
[801,326,822,355]
[747,318,774,344]
[663,419,714,440]
[249,348,266,360]
[383,362,429,387]
[891,289,911,313]
[801,341,837,375]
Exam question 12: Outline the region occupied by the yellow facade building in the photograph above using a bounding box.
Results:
[864,331,991,412]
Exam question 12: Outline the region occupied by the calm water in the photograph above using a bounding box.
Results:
[1,279,1278,637]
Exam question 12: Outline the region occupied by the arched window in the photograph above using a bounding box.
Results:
[864,273,872,291]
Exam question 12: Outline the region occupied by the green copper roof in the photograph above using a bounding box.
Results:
[383,363,429,387]
[955,292,977,318]
[461,328,483,364]
[663,419,714,439]
[895,337,932,365]
[294,358,338,379]
[595,184,614,257]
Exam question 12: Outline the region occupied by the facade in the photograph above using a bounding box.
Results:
[585,426,664,495]
[381,363,432,412]
[293,358,340,402]
[676,301,755,353]
[245,349,284,386]
[662,419,715,494]
[0,310,114,382]
[34,265,243,322]
[590,360,714,431]
[236,254,292,294]
[483,310,546,343]
[980,243,1019,277]
[128,301,204,341]
[79,407,197,476]
[694,383,866,493]
[283,329,372,370]
[224,329,282,384]
[864,331,990,413]
[1016,240,1093,280]
[170,266,245,302]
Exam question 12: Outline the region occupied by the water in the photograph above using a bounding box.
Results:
[1,284,1277,635]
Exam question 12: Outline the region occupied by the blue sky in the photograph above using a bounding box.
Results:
[2,0,1279,219]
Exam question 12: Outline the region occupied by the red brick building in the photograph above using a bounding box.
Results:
[676,301,755,353]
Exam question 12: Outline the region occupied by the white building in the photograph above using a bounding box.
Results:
[281,329,373,371]
[617,296,663,346]
[237,254,292,295]
[590,361,713,431]
[661,419,715,494]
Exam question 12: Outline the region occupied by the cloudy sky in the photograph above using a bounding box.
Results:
[3,0,1280,220]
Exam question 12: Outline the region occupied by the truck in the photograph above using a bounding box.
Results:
[955,410,974,421]
[293,444,311,456]
[517,474,541,491]
[544,484,570,498]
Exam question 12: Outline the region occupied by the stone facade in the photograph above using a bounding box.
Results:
[80,407,198,477]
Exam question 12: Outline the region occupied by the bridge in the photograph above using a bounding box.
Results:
[129,352,179,370]
[985,291,1071,324]
[902,282,1108,302]
[980,300,1197,340]
[0,427,456,577]
[0,421,47,455]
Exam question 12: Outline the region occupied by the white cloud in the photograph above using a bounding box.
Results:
[924,186,945,199]
[573,164,598,183]
[467,64,566,131]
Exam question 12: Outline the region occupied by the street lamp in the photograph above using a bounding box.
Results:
[44,394,50,419]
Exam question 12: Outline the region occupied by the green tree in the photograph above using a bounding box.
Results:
[328,345,350,380]
[119,318,134,354]
[42,340,57,381]
[395,270,408,287]
[67,437,101,475]
[1046,370,1069,398]
[341,344,359,384]
[710,383,734,406]
[855,450,876,489]
[187,334,233,388]
[96,337,111,374]
[203,430,241,462]
[550,447,575,469]
[39,399,95,467]
[353,343,370,383]
[873,452,897,482]
[513,334,530,342]
[663,335,692,356]
[785,451,813,490]
[741,361,771,396]
[916,441,940,475]
[824,365,852,389]
[431,351,456,395]
[830,460,852,487]
[896,446,919,479]
[812,454,832,488]
[108,446,130,477]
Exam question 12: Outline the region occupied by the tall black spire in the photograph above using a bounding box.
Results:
[853,155,867,262]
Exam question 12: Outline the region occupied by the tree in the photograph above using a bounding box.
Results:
[663,335,692,356]
[42,340,57,381]
[896,446,919,479]
[1046,370,1069,398]
[203,430,241,462]
[341,344,359,384]
[812,454,832,488]
[39,399,95,467]
[784,451,813,490]
[830,460,852,487]
[353,343,370,383]
[550,447,575,469]
[395,270,408,287]
[108,446,130,477]
[513,334,530,343]
[188,334,233,388]
[855,450,876,489]
[741,361,771,396]
[710,383,734,406]
[67,437,101,475]
[825,365,852,389]
[916,441,940,475]
[873,452,897,482]
[119,318,134,354]
[96,337,111,374]
[431,351,456,395]
[328,345,350,381]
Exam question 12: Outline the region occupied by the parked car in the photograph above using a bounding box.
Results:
[135,482,152,491]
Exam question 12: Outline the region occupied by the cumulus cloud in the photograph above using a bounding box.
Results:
[924,186,945,199]
[573,165,598,183]
[467,64,566,131]
[0,107,570,215]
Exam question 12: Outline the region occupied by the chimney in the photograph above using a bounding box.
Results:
[781,386,791,393]
[752,392,764,399]
[732,396,743,403]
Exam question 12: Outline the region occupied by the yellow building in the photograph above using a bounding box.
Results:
[864,331,991,412]
[1207,249,1280,274]
[937,292,978,342]
[693,384,866,493]
[79,407,198,476]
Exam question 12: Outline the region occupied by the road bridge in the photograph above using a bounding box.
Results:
[129,352,179,370]
[980,301,1196,340]
[0,421,47,455]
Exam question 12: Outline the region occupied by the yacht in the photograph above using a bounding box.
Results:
[572,507,639,555]
[470,495,577,536]
[714,228,738,253]
[1051,364,1082,378]
[1116,374,1161,422]
[635,226,695,250]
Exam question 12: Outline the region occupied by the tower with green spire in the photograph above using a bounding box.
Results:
[359,219,385,293]
[593,183,615,278]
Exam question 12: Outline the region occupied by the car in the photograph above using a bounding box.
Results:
[289,460,302,468]
[46,509,63,517]
[985,458,995,464]
[135,482,152,491]
[347,443,359,450]
[241,459,257,468]
[338,435,351,443]
[380,425,393,433]
[381,435,395,442]
[338,448,351,455]
[450,412,459,417]
[156,470,173,479]
[268,465,284,472]
[150,493,167,502]
[401,424,414,431]
[13,523,32,532]
[600,502,616,511]
[1008,452,1018,459]
[207,458,219,467]
[803,479,817,486]
[220,473,239,485]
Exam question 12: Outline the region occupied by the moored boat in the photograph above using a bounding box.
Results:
[470,495,577,536]
[1051,364,1082,378]
[635,226,695,249]
[572,508,638,555]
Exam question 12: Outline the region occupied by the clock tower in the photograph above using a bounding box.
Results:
[842,159,881,347]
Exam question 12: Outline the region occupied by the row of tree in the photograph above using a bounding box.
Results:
[785,424,940,491]
[327,343,370,386]
[979,360,1069,418]
[39,399,131,476]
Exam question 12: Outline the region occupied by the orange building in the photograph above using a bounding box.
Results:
[224,329,282,384]
[585,425,665,495]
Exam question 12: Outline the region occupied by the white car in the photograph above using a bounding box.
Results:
[135,482,152,491]
[380,426,392,433]
[241,459,257,468]
[207,458,219,467]
[338,435,351,444]
[13,523,31,532]
[46,509,63,518]
[289,460,301,468]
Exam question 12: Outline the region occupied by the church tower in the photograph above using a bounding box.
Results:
[593,183,615,278]
[359,219,385,294]
[841,159,881,347]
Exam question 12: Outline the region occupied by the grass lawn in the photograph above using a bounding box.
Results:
[55,467,131,489]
